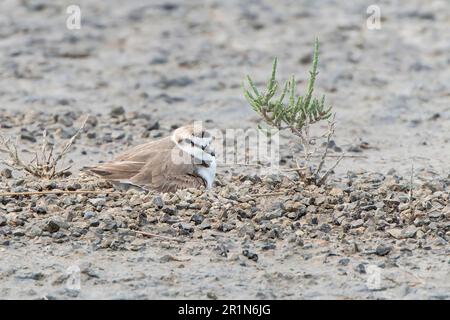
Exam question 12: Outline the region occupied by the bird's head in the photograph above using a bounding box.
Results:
[171,124,215,167]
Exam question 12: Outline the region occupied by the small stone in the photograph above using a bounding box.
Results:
[387,228,403,239]
[87,132,97,139]
[20,132,36,143]
[319,223,331,233]
[261,243,276,250]
[238,224,255,239]
[179,223,193,235]
[402,226,418,238]
[43,220,60,233]
[428,211,443,220]
[26,225,43,237]
[355,263,366,274]
[190,213,204,225]
[89,219,100,227]
[284,201,302,212]
[83,211,96,219]
[1,168,12,179]
[158,76,194,89]
[242,249,258,262]
[206,292,218,300]
[360,203,378,211]
[159,213,179,224]
[16,272,44,281]
[34,206,47,215]
[350,219,364,228]
[329,188,344,197]
[112,131,125,140]
[199,219,212,230]
[218,223,235,232]
[162,205,177,215]
[80,263,100,278]
[0,216,7,227]
[398,203,410,212]
[13,229,25,237]
[52,231,67,239]
[264,209,283,220]
[150,56,168,65]
[67,183,81,191]
[101,219,117,231]
[338,258,350,266]
[88,198,106,207]
[416,230,425,238]
[376,244,391,256]
[110,106,125,117]
[315,197,326,206]
[153,196,164,209]
[160,254,178,263]
[287,211,299,220]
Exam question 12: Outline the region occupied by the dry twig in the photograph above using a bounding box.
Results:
[0,190,122,197]
[0,116,88,179]
[134,230,185,243]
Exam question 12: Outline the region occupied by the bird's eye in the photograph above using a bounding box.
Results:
[201,160,210,167]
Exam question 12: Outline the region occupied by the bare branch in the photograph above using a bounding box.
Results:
[0,115,89,179]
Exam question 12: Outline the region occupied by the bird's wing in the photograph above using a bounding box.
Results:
[130,146,205,192]
[87,137,175,181]
[88,161,145,180]
[115,137,174,162]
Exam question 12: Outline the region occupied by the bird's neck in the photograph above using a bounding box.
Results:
[195,158,216,189]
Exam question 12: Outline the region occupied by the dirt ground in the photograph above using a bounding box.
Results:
[0,0,449,299]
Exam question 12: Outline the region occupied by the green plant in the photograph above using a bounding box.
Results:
[243,38,343,185]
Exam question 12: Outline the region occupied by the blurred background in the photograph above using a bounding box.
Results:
[0,0,449,175]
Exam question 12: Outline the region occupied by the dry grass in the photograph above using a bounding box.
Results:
[0,116,88,179]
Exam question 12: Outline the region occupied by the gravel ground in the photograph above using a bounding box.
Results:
[0,0,449,299]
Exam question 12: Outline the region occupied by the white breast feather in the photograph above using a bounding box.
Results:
[195,157,216,189]
[171,131,216,189]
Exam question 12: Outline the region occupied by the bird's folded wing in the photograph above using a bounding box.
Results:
[115,137,174,162]
[88,161,145,180]
[129,151,203,192]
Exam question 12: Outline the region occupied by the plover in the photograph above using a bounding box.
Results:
[86,124,216,193]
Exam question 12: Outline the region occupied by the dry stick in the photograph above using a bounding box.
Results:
[287,139,305,174]
[252,191,287,197]
[217,155,365,168]
[0,190,123,197]
[313,154,366,159]
[134,230,185,243]
[0,115,89,179]
[317,152,345,186]
[54,115,89,163]
[0,136,36,175]
[314,119,335,177]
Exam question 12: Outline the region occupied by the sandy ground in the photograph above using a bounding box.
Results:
[0,0,449,299]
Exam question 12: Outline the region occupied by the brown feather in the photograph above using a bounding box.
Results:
[87,133,207,192]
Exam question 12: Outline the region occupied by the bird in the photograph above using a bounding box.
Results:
[85,124,216,193]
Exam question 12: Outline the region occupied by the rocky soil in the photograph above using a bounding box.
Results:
[0,0,449,299]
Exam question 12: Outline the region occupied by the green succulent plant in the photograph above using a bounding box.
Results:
[244,38,332,134]
[243,38,342,186]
